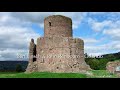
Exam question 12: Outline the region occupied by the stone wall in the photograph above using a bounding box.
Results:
[26,15,91,73]
[44,15,72,37]
[106,61,120,74]
[26,39,38,72]
[35,36,90,73]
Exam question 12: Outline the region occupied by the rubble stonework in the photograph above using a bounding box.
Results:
[106,61,120,74]
[26,39,38,72]
[26,15,91,73]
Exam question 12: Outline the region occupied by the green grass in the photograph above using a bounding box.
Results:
[0,72,87,78]
[87,70,118,78]
[0,70,118,78]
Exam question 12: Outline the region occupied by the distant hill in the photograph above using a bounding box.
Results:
[102,52,120,61]
[0,61,28,72]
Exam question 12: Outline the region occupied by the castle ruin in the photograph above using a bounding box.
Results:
[26,15,90,73]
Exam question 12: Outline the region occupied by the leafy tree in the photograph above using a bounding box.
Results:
[84,53,88,58]
[85,58,109,70]
[90,59,100,70]
[85,52,120,70]
[15,64,23,72]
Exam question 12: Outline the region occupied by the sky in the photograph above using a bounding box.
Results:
[0,12,120,61]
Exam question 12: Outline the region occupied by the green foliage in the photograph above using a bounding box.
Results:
[85,52,120,70]
[88,70,117,78]
[84,53,88,58]
[98,59,109,70]
[104,54,116,61]
[85,58,109,70]
[15,64,23,72]
[86,58,99,70]
[103,52,120,61]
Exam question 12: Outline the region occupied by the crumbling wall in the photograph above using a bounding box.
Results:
[36,36,90,73]
[106,61,120,74]
[26,15,91,73]
[26,39,38,72]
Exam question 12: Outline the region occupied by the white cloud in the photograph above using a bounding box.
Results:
[11,12,86,29]
[0,26,39,49]
[0,12,31,27]
[103,29,120,40]
[88,12,120,32]
[0,12,86,60]
[11,12,53,23]
[0,26,39,60]
[84,40,120,56]
[79,37,106,56]
[107,41,120,50]
[86,13,120,56]
[84,45,109,56]
[0,13,40,60]
[83,38,99,44]
[88,18,113,32]
[88,53,104,57]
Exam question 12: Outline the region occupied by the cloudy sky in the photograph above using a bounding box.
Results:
[0,12,120,61]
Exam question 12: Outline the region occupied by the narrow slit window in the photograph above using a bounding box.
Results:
[49,22,51,26]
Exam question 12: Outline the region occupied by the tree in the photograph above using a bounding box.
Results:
[84,53,88,58]
[90,59,100,70]
[15,64,23,72]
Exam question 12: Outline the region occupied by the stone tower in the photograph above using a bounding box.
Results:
[44,15,72,37]
[26,15,90,73]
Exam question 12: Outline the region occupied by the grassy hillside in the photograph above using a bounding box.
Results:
[0,70,118,78]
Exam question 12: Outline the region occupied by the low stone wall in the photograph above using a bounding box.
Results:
[106,61,120,74]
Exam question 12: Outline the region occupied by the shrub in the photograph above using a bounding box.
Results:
[15,64,23,72]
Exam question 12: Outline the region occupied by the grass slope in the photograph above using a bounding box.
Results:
[0,70,118,78]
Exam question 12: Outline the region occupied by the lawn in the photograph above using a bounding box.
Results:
[0,70,118,78]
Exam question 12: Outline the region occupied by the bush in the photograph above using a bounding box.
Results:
[85,52,120,70]
[85,58,109,70]
[89,59,100,70]
[98,59,109,70]
[15,64,23,72]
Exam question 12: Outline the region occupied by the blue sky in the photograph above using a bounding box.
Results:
[0,12,120,61]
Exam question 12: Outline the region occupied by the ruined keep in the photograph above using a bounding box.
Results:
[26,15,90,73]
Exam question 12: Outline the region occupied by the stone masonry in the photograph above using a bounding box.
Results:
[106,61,120,74]
[26,15,91,73]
